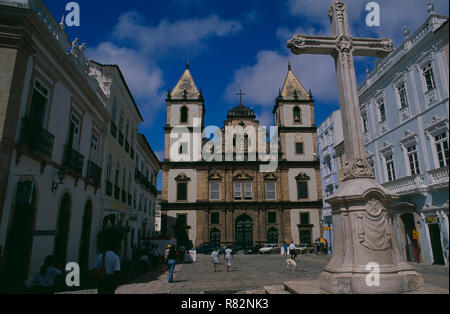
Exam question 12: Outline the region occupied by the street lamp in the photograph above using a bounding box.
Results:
[52,168,66,192]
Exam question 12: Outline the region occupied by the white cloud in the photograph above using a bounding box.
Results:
[224,50,338,108]
[113,12,242,56]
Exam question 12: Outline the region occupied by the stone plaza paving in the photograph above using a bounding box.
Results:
[61,253,449,294]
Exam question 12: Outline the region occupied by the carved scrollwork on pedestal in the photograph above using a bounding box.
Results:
[344,156,375,180]
[356,197,392,251]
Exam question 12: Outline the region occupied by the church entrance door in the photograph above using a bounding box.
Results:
[235,215,253,247]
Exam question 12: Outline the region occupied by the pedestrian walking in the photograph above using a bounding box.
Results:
[225,247,233,272]
[92,240,121,295]
[289,242,297,261]
[165,245,177,283]
[31,255,63,294]
[211,248,219,272]
[283,242,288,256]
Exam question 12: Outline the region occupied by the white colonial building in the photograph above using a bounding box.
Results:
[358,10,449,265]
[0,0,160,291]
[0,0,109,290]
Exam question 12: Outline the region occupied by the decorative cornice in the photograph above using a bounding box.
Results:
[232,170,254,180]
[175,173,191,182]
[295,172,311,181]
[208,169,222,180]
[264,172,278,180]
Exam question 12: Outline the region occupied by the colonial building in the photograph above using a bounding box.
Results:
[161,64,322,249]
[358,10,449,265]
[135,133,160,243]
[317,110,346,253]
[0,0,160,290]
[89,61,146,261]
[0,0,109,289]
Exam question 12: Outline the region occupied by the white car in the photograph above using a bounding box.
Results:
[259,244,280,254]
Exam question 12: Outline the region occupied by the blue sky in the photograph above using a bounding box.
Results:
[44,0,449,166]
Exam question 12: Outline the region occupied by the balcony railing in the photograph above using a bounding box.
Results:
[382,174,426,195]
[20,117,55,158]
[428,166,449,189]
[110,122,117,138]
[118,132,124,146]
[135,168,142,182]
[122,190,127,203]
[114,185,120,200]
[106,181,113,196]
[63,145,84,175]
[87,161,102,187]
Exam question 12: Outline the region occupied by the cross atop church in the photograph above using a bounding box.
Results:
[236,89,246,105]
[287,0,394,179]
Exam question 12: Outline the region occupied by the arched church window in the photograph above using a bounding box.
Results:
[180,106,188,124]
[294,106,302,123]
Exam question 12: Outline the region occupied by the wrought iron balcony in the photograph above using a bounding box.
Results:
[122,190,127,203]
[135,168,142,182]
[114,185,120,200]
[110,122,117,138]
[20,117,55,158]
[382,174,426,195]
[427,166,449,189]
[87,161,102,187]
[105,181,113,196]
[118,132,124,146]
[63,145,84,175]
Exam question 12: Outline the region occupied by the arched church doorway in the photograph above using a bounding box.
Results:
[268,227,278,244]
[210,228,221,248]
[2,181,37,290]
[79,200,93,271]
[54,193,71,267]
[401,213,420,263]
[235,215,253,247]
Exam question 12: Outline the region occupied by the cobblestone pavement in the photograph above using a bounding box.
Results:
[61,254,449,294]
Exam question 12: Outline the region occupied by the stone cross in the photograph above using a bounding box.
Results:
[287,0,394,179]
[287,0,423,294]
[236,89,246,105]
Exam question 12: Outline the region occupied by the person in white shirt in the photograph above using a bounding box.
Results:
[225,247,233,272]
[93,237,121,294]
[289,242,297,261]
[32,255,63,294]
[211,249,219,272]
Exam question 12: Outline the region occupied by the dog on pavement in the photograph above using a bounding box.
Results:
[286,259,297,271]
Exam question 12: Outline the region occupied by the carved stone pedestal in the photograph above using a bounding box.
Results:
[319,178,424,294]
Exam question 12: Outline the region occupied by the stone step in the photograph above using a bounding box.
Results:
[264,285,292,294]
[283,280,327,294]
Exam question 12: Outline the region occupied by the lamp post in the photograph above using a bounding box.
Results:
[52,168,66,192]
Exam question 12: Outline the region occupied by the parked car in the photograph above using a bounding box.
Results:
[244,244,264,255]
[195,243,214,255]
[259,244,281,254]
[297,243,315,254]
